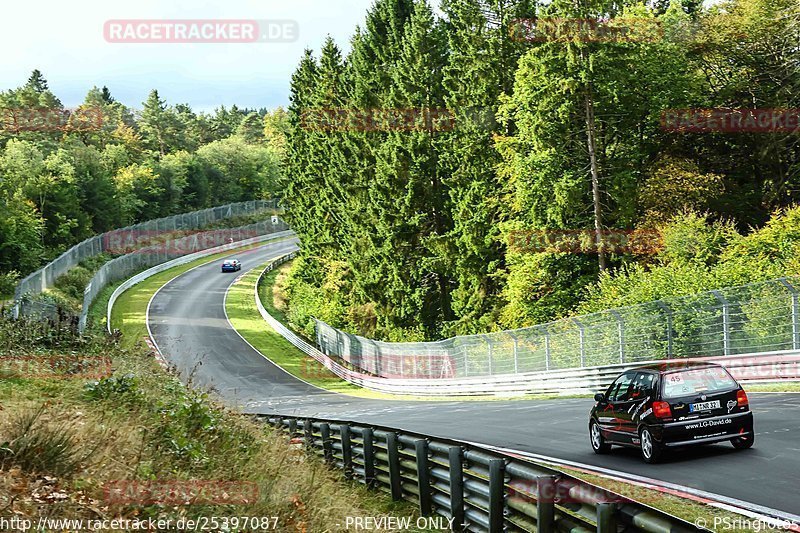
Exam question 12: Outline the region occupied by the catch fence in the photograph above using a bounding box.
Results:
[12,200,282,328]
[14,200,277,308]
[315,277,800,378]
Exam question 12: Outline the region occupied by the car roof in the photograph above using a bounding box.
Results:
[629,361,722,374]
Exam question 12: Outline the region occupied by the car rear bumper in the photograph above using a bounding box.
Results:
[657,411,753,447]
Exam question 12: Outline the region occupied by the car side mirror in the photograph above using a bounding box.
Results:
[594,393,606,402]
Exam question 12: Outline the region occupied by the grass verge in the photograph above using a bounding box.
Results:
[1,260,423,532]
[226,258,591,402]
[105,239,288,349]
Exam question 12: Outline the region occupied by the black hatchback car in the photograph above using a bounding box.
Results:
[589,362,754,463]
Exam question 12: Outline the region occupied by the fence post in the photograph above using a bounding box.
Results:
[288,418,297,439]
[610,310,625,363]
[573,318,586,367]
[779,279,800,350]
[510,333,519,374]
[656,301,674,358]
[539,326,551,371]
[711,290,731,356]
[303,419,313,450]
[415,440,432,516]
[448,447,465,533]
[488,459,505,532]
[536,475,557,532]
[363,428,375,487]
[484,335,494,375]
[341,424,353,479]
[596,502,617,533]
[320,423,333,463]
[386,432,403,501]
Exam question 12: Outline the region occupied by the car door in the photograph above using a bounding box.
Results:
[608,371,642,444]
[627,372,656,443]
[597,372,635,443]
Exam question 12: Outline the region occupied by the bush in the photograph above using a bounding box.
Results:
[0,270,19,297]
[84,374,139,401]
[53,265,93,300]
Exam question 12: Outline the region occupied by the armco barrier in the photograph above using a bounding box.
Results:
[255,254,800,396]
[106,231,296,333]
[262,414,704,533]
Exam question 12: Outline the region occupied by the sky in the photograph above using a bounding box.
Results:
[0,0,394,113]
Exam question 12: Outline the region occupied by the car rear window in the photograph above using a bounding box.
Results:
[223,261,232,265]
[662,367,738,399]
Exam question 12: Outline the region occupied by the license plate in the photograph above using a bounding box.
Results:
[690,400,721,412]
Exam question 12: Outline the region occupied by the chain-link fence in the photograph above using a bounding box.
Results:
[13,200,278,318]
[315,277,800,379]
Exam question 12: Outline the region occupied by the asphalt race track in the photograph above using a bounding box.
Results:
[148,240,800,517]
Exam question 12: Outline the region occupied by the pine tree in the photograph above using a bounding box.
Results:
[26,70,49,92]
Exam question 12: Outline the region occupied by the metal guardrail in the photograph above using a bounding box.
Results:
[254,255,800,396]
[315,277,800,379]
[78,218,290,332]
[14,200,278,321]
[261,414,703,533]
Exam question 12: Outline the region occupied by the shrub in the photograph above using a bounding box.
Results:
[0,270,19,297]
[0,406,85,477]
[53,265,93,300]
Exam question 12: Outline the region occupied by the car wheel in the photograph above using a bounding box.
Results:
[731,433,754,450]
[640,428,663,464]
[590,421,611,454]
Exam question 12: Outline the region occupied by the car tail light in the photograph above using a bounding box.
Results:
[737,390,749,408]
[653,401,672,419]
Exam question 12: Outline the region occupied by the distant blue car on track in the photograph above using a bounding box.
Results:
[221,259,241,272]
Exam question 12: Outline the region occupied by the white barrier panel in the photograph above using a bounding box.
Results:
[254,254,800,397]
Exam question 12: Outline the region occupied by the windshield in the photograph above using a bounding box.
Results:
[662,367,738,399]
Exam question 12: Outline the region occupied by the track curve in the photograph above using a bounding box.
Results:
[147,241,800,517]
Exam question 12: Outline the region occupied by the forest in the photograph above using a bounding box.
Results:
[0,70,287,295]
[279,0,800,341]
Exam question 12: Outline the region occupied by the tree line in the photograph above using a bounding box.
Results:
[280,0,800,341]
[0,70,288,292]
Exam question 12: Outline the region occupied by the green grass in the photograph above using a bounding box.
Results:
[0,316,425,532]
[226,265,371,395]
[746,382,800,393]
[107,239,290,348]
[226,259,596,402]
